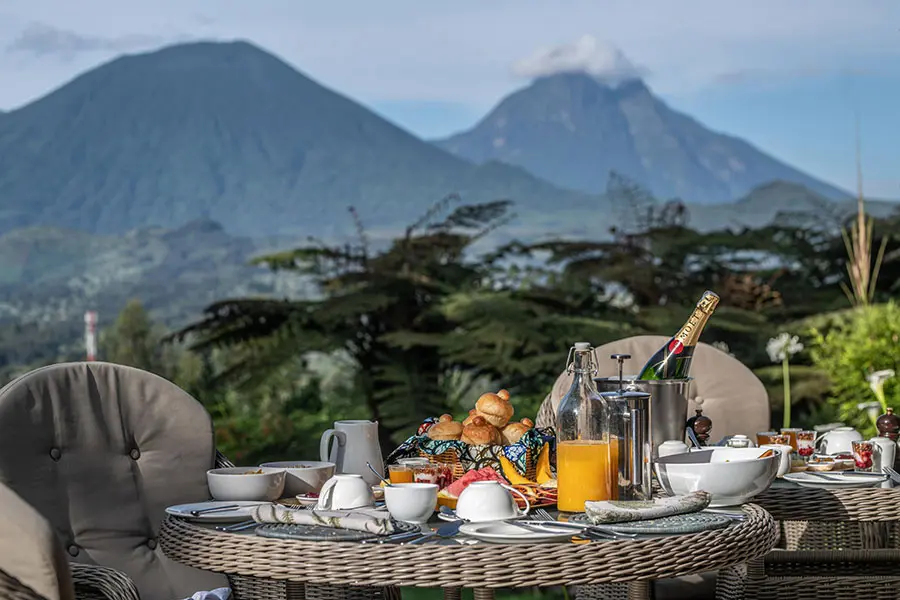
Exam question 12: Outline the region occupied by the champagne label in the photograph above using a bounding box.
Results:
[673,292,720,347]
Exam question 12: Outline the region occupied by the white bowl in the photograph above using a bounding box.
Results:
[383,483,439,524]
[207,467,286,501]
[655,447,779,507]
[259,461,335,496]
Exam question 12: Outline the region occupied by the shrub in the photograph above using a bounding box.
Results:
[810,302,900,434]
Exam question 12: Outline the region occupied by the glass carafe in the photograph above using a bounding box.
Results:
[556,342,612,512]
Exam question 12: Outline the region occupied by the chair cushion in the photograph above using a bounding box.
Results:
[0,362,227,600]
[540,335,770,440]
[0,481,74,600]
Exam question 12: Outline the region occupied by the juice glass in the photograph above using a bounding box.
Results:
[756,431,778,446]
[557,439,615,512]
[388,464,414,484]
[780,428,802,452]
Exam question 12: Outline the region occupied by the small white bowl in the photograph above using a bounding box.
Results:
[259,461,335,496]
[383,483,438,524]
[207,467,286,501]
[655,447,779,507]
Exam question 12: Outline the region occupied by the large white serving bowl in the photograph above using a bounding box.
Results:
[655,447,780,507]
[259,461,335,496]
[207,467,286,501]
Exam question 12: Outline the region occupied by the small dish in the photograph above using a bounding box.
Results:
[783,472,887,489]
[458,521,574,544]
[166,501,269,523]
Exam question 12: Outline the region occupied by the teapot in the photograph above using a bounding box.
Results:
[817,426,863,455]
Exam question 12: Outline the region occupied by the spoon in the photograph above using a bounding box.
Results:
[686,426,702,449]
[367,462,392,487]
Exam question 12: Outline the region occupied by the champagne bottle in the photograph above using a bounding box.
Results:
[637,291,720,380]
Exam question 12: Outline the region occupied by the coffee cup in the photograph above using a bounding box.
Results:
[383,483,438,524]
[316,474,374,510]
[455,480,530,522]
[761,444,792,477]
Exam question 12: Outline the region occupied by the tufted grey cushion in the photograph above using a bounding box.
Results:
[0,362,227,600]
[0,481,74,600]
[537,335,770,439]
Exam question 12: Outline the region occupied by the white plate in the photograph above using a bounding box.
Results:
[783,472,887,489]
[166,501,271,523]
[437,510,525,523]
[459,521,574,544]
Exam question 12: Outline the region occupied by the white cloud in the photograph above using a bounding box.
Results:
[511,35,647,83]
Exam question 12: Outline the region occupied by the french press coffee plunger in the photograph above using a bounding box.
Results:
[600,354,653,501]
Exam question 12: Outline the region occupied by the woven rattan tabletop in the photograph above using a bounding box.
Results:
[159,504,777,588]
[754,481,900,522]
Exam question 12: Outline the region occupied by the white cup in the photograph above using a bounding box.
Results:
[383,483,438,524]
[870,437,897,473]
[455,481,530,522]
[658,440,689,458]
[761,444,793,477]
[316,474,374,510]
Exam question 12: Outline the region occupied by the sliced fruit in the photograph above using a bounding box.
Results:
[535,442,553,484]
[499,455,536,485]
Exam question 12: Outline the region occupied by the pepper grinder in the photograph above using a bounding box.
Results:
[876,407,900,441]
[686,396,712,446]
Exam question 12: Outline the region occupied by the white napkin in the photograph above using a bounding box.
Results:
[584,491,711,524]
[251,504,396,535]
[185,588,230,600]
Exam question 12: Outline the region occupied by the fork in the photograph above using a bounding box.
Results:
[532,508,555,522]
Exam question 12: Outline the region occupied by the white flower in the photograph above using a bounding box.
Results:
[766,332,804,363]
[857,400,883,418]
[711,341,733,356]
[867,369,895,396]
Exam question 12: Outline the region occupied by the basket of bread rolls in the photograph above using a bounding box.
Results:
[385,388,555,487]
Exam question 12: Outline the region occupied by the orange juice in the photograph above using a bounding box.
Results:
[557,439,618,512]
[388,465,414,483]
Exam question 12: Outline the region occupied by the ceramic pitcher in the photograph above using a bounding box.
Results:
[319,420,384,486]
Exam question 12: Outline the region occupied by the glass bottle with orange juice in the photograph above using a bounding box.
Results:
[556,342,613,513]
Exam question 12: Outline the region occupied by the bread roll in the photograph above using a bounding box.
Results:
[500,418,534,445]
[497,389,511,401]
[475,393,514,428]
[428,418,463,441]
[462,409,478,426]
[461,416,501,446]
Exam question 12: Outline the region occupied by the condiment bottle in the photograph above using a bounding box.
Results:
[556,343,610,513]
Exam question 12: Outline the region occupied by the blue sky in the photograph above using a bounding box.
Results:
[1,0,898,197]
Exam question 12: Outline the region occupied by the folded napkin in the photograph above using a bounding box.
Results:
[584,491,711,524]
[184,588,231,600]
[251,504,396,535]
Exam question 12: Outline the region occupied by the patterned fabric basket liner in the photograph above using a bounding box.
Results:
[386,417,556,482]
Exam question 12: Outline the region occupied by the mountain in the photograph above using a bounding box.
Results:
[0,41,602,238]
[0,219,305,367]
[435,73,848,204]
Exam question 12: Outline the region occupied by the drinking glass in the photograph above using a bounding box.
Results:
[780,428,802,452]
[388,464,414,484]
[756,431,778,446]
[851,440,875,472]
[797,431,816,462]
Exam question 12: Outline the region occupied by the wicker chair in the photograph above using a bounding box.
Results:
[0,362,230,600]
[717,486,900,599]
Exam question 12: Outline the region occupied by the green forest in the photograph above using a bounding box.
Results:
[5,188,899,466]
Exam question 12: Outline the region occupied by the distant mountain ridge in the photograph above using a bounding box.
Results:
[435,73,848,204]
[0,40,603,238]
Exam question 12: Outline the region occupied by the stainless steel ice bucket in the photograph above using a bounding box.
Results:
[594,376,693,457]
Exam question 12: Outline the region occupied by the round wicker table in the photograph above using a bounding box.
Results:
[160,504,776,600]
